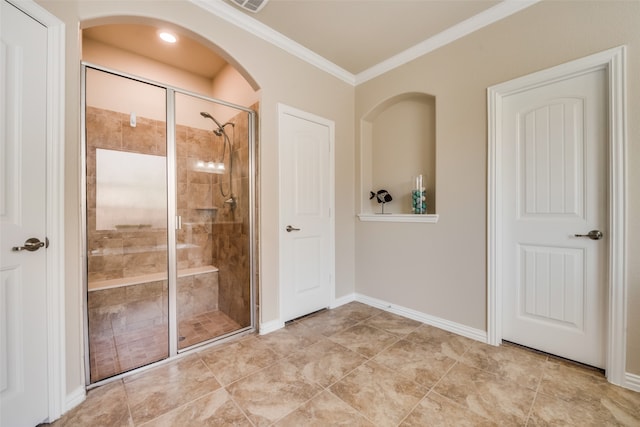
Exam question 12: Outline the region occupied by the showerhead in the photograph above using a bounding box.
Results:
[200,111,224,136]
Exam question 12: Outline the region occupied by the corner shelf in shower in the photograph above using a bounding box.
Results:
[88,265,219,292]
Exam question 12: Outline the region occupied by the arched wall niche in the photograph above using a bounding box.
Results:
[360,92,436,218]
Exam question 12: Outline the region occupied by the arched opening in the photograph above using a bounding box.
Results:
[80,19,260,384]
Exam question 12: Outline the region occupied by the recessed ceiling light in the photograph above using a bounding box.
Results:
[159,31,177,43]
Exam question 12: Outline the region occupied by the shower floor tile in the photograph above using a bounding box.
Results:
[89,310,241,382]
[178,310,242,349]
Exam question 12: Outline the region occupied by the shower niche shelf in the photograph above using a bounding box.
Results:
[359,92,437,223]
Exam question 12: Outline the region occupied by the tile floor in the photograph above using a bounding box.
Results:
[90,310,241,382]
[178,310,242,350]
[52,302,640,426]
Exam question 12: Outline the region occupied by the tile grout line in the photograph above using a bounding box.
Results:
[226,390,258,427]
[119,377,137,426]
[323,387,381,427]
[523,355,548,426]
[266,387,325,426]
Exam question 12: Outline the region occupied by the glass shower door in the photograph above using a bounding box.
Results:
[85,67,169,382]
[174,92,253,350]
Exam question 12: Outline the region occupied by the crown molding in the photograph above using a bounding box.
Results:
[355,0,540,85]
[192,0,539,87]
[189,0,356,85]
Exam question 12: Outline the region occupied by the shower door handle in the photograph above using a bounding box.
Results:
[286,225,300,232]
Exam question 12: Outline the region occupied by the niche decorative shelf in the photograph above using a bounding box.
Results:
[357,213,439,223]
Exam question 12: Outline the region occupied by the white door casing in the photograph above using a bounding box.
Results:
[278,104,335,322]
[502,69,607,368]
[0,0,66,423]
[488,47,628,384]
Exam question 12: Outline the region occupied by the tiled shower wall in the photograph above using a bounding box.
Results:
[86,105,256,327]
[210,107,254,328]
[86,107,169,283]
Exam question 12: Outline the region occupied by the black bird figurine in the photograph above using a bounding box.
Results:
[370,189,392,214]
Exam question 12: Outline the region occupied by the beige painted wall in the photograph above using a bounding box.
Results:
[37,0,355,395]
[83,38,214,96]
[355,0,640,375]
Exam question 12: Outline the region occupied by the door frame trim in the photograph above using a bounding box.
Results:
[7,0,67,420]
[487,46,628,385]
[276,103,336,323]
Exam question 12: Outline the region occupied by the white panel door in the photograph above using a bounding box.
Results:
[0,1,50,425]
[279,107,333,322]
[501,69,607,368]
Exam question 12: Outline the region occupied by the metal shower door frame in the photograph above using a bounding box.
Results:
[81,62,257,387]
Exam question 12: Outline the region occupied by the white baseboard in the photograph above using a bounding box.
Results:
[355,293,488,343]
[624,372,640,392]
[331,292,356,309]
[259,319,285,335]
[65,385,86,413]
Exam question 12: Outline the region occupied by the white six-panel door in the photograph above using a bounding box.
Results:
[501,68,607,368]
[1,1,50,425]
[278,105,334,322]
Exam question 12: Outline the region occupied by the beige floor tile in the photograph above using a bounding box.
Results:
[287,338,367,387]
[256,323,322,357]
[138,389,252,426]
[373,339,457,388]
[274,390,375,426]
[433,362,535,425]
[365,311,422,336]
[295,310,364,337]
[199,335,279,385]
[598,383,640,423]
[227,359,323,427]
[329,324,400,358]
[460,341,547,390]
[123,355,221,424]
[55,302,640,427]
[538,360,612,405]
[400,392,498,427]
[50,380,132,427]
[405,324,473,360]
[330,360,428,427]
[294,312,354,337]
[294,302,383,337]
[528,391,638,426]
[538,360,640,422]
[328,301,384,322]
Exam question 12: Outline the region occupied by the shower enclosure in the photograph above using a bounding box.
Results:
[82,64,256,383]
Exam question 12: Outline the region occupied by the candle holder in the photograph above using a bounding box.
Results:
[412,175,426,214]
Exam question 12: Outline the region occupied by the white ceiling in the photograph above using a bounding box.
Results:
[83,0,537,85]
